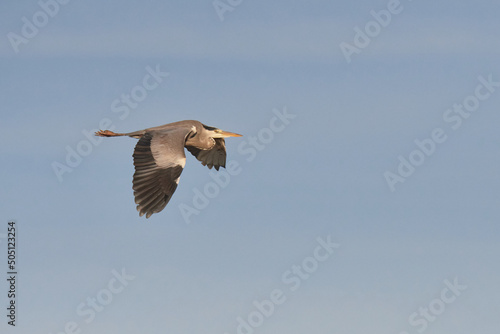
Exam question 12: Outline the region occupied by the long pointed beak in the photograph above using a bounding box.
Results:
[219,130,243,138]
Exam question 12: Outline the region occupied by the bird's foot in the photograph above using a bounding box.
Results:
[95,130,119,137]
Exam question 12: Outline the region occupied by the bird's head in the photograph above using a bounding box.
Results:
[203,125,242,139]
[210,128,243,138]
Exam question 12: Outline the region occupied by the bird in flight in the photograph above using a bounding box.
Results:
[95,120,242,218]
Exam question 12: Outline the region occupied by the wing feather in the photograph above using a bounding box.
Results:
[186,138,227,171]
[132,131,187,218]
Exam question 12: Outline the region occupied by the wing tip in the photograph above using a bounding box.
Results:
[137,206,153,219]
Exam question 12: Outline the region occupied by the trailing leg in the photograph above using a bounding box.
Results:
[95,130,126,137]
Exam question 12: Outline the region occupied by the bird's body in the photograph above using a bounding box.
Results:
[96,120,242,218]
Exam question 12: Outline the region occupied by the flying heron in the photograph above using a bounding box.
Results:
[95,120,242,218]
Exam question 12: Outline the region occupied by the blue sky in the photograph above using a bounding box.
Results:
[1,0,500,333]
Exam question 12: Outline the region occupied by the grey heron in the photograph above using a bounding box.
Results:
[95,120,242,218]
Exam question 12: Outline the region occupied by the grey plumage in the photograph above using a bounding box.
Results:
[186,138,227,170]
[96,120,242,218]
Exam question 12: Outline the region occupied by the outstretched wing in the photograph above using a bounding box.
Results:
[132,130,188,218]
[186,138,227,171]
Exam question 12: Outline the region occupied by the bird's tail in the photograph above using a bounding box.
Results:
[95,130,127,137]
